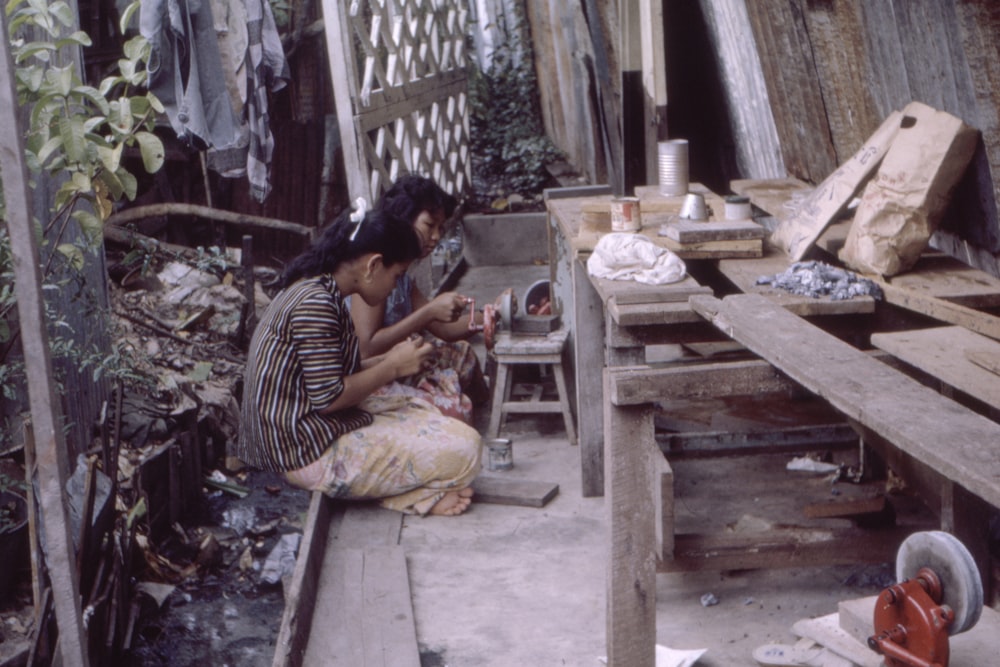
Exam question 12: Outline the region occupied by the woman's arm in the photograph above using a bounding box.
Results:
[351,286,473,356]
[412,286,480,342]
[351,294,440,357]
[319,337,431,414]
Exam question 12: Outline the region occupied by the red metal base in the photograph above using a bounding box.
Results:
[869,567,954,667]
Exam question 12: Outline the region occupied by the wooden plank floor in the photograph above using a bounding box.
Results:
[300,504,420,667]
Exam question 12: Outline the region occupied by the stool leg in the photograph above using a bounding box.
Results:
[487,360,512,439]
[553,362,577,445]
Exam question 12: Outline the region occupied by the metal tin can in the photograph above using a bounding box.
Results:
[485,438,513,471]
[611,197,641,232]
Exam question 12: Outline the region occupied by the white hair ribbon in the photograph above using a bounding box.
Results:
[348,197,369,240]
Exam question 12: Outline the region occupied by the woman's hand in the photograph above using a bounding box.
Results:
[426,292,470,323]
[386,336,434,378]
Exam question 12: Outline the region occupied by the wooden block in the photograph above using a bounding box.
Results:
[840,596,1000,667]
[658,236,763,258]
[731,177,815,226]
[660,219,767,243]
[472,475,559,508]
[592,274,712,305]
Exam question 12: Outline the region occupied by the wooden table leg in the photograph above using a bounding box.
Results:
[605,369,657,667]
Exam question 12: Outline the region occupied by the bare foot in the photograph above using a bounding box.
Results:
[429,487,473,516]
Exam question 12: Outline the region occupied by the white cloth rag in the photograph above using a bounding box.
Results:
[587,232,687,285]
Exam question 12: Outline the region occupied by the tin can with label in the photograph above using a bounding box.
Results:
[610,197,641,232]
[485,438,513,471]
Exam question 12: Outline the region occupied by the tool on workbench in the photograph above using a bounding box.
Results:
[468,286,560,350]
[868,530,983,667]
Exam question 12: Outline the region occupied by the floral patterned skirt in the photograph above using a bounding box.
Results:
[372,338,488,424]
[284,395,482,515]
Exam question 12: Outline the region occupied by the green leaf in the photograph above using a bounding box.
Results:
[97,169,124,200]
[49,1,75,27]
[82,115,106,134]
[123,34,149,61]
[96,143,121,172]
[116,167,138,200]
[57,115,85,163]
[110,96,133,133]
[71,84,110,115]
[47,65,73,97]
[71,170,92,193]
[15,42,54,64]
[146,92,165,114]
[71,210,103,244]
[56,243,84,271]
[56,30,92,48]
[134,131,164,173]
[120,1,141,33]
[35,135,63,166]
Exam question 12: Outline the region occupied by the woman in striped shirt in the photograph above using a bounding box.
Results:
[237,209,482,516]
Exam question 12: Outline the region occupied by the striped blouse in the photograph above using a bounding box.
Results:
[236,273,373,471]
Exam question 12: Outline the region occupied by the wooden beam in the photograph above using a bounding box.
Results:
[876,278,1000,341]
[690,293,1000,510]
[0,15,90,665]
[272,493,336,667]
[659,526,913,573]
[604,369,657,667]
[106,203,313,239]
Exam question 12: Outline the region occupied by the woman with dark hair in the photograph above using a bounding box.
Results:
[351,174,489,425]
[237,209,481,516]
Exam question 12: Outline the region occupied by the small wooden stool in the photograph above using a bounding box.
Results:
[487,329,577,444]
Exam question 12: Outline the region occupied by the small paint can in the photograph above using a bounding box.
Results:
[724,195,752,221]
[485,438,513,471]
[610,197,641,232]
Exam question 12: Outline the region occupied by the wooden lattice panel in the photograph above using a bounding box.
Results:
[324,0,471,202]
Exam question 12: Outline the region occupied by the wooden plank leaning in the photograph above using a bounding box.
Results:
[688,293,1000,511]
[0,15,90,667]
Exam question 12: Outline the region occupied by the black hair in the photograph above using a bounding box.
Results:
[375,174,458,226]
[278,208,421,288]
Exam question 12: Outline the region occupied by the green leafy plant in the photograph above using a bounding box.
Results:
[467,14,562,207]
[0,1,164,448]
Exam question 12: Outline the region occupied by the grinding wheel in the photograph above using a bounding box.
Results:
[498,289,516,328]
[482,304,496,351]
[895,531,983,635]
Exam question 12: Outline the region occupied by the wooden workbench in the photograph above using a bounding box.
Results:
[593,178,1000,667]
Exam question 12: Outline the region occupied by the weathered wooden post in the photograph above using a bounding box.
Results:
[0,12,91,666]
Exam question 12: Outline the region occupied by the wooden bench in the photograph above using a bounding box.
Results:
[604,293,1000,667]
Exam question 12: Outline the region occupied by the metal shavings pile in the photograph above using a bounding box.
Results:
[756,260,883,300]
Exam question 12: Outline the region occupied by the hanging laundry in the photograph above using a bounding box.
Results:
[140,0,289,202]
[244,0,290,202]
[140,0,245,151]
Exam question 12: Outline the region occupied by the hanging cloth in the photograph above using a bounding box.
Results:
[244,0,290,202]
[140,0,244,152]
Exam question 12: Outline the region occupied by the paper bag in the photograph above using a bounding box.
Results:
[773,109,902,261]
[839,101,979,276]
